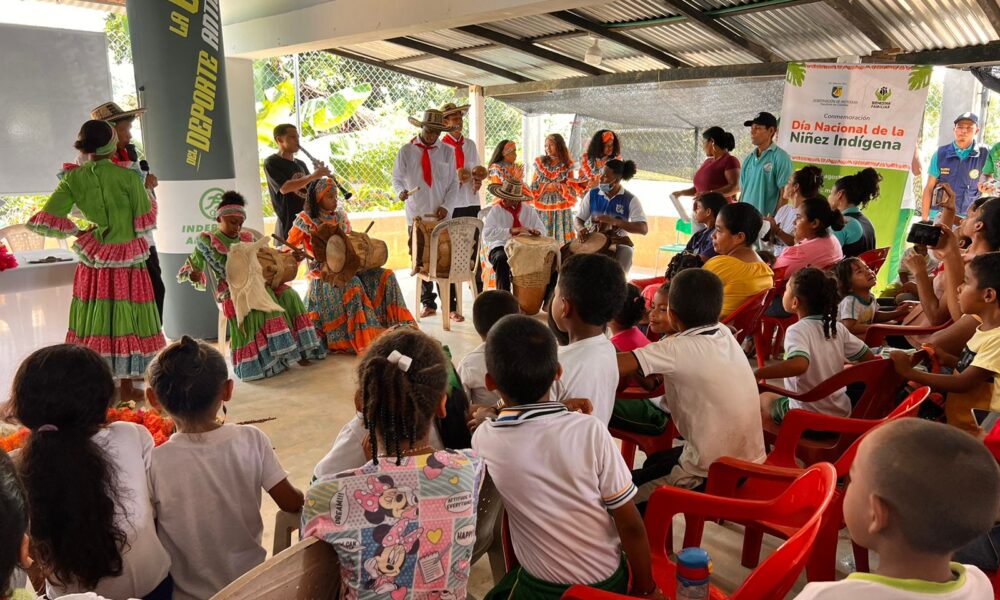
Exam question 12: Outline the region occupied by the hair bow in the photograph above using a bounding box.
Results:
[387,350,412,373]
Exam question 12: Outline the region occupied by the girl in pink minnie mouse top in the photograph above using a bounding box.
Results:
[303,328,484,600]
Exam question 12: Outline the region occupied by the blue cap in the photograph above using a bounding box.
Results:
[676,547,712,586]
[954,112,979,125]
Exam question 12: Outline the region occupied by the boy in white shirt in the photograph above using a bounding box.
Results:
[473,315,660,600]
[795,419,999,600]
[550,253,627,425]
[458,290,522,408]
[617,268,766,495]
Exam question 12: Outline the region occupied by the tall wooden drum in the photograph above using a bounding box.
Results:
[505,235,560,315]
[412,216,452,277]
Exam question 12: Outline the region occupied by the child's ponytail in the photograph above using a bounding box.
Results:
[358,329,449,465]
[4,345,125,589]
[792,267,842,339]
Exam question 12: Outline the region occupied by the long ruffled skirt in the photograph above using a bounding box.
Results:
[67,263,166,378]
[227,285,326,381]
[534,192,577,244]
[355,268,415,328]
[306,276,384,355]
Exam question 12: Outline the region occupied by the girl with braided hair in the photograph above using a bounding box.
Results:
[755,267,876,424]
[286,178,414,354]
[303,328,484,600]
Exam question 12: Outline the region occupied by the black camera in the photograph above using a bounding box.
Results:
[906,222,942,247]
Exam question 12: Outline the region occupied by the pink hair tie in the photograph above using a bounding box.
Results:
[37,424,59,432]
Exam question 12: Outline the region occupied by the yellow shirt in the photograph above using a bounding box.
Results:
[704,255,774,318]
[946,325,1000,431]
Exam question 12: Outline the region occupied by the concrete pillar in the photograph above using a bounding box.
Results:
[227,57,265,233]
[468,85,486,202]
[937,69,982,147]
[127,0,237,339]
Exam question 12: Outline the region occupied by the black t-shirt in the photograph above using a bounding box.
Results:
[263,154,310,239]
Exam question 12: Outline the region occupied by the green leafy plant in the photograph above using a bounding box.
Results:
[908,65,933,90]
[785,62,806,87]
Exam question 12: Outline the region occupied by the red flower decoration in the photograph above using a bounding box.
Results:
[0,407,175,452]
[0,243,17,272]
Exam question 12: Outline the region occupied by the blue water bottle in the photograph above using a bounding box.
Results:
[676,547,712,599]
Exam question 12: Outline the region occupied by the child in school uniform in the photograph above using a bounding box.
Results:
[609,283,668,436]
[145,336,304,600]
[5,345,172,599]
[458,290,522,409]
[834,257,911,339]
[550,253,627,425]
[757,267,876,423]
[890,252,1000,432]
[618,269,765,494]
[303,328,485,600]
[795,419,999,599]
[474,315,660,600]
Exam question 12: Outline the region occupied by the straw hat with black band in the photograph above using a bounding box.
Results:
[408,109,451,131]
[440,102,470,116]
[487,179,531,204]
[90,101,147,123]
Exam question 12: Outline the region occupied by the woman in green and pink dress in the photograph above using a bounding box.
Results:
[286,178,414,354]
[178,191,326,381]
[528,133,578,243]
[27,120,164,380]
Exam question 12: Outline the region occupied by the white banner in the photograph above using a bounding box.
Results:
[154,178,237,254]
[777,63,931,171]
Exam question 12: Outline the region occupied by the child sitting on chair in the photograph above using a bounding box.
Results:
[146,336,304,600]
[303,328,485,600]
[482,179,546,293]
[834,256,911,339]
[458,290,522,409]
[757,267,876,423]
[550,253,627,425]
[473,315,660,600]
[795,419,999,599]
[618,269,765,494]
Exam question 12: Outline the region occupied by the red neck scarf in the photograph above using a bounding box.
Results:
[442,134,465,169]
[500,201,521,228]
[412,137,434,187]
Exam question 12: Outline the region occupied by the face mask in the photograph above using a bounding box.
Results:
[598,183,612,194]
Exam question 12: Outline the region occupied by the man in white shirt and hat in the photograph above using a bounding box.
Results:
[440,101,486,293]
[392,108,462,321]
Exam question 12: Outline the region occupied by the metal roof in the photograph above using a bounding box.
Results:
[328,0,1000,90]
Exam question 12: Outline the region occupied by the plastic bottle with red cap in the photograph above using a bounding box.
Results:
[676,547,712,599]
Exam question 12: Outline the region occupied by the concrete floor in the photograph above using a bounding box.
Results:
[223,271,866,598]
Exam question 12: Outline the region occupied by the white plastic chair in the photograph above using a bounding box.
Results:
[272,509,301,555]
[413,216,483,331]
[0,224,68,251]
[211,537,339,600]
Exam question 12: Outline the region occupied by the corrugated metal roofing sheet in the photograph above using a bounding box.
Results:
[486,14,576,39]
[577,0,675,23]
[722,3,879,60]
[861,0,995,51]
[401,57,511,87]
[540,35,674,70]
[462,46,587,80]
[343,40,423,62]
[627,21,761,65]
[410,29,490,51]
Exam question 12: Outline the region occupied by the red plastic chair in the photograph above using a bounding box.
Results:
[857,247,890,275]
[706,387,930,582]
[757,358,904,462]
[722,288,770,346]
[863,319,953,346]
[561,464,838,600]
[756,267,793,367]
[609,382,678,470]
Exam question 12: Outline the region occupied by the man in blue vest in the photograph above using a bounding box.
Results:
[922,112,988,217]
[739,111,793,217]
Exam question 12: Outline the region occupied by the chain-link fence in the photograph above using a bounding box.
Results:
[252,51,524,216]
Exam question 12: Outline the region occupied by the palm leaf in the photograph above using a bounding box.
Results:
[785,62,807,87]
[908,65,933,90]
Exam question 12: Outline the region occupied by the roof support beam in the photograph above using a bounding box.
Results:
[484,61,788,97]
[822,0,899,51]
[878,40,1000,67]
[388,37,530,83]
[602,0,823,29]
[322,49,464,89]
[455,25,605,76]
[548,10,693,68]
[655,0,781,62]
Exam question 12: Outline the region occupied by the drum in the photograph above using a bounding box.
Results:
[256,247,299,289]
[560,230,613,264]
[506,235,559,315]
[312,224,389,286]
[412,216,452,277]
